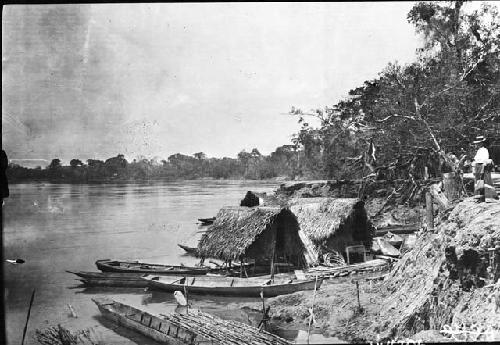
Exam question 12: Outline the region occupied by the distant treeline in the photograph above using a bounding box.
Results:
[6,147,302,182]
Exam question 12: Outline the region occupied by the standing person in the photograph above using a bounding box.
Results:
[472,136,497,201]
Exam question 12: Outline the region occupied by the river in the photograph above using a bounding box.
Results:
[3,180,343,344]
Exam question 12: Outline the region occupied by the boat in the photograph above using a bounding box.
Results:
[198,217,215,225]
[178,244,199,257]
[95,259,211,275]
[142,273,323,297]
[92,297,290,345]
[67,271,149,288]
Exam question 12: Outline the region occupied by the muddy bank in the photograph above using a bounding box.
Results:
[245,198,500,343]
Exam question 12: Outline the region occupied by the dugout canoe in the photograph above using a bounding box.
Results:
[198,217,215,225]
[67,271,148,288]
[96,259,211,275]
[142,274,323,297]
[178,244,199,257]
[92,297,290,345]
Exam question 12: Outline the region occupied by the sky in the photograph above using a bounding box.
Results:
[2,2,427,165]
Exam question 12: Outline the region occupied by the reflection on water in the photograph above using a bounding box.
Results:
[3,181,278,345]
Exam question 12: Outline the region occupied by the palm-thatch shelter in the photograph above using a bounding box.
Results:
[197,206,306,267]
[289,198,373,266]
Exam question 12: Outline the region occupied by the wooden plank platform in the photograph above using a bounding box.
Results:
[305,258,390,278]
[374,224,419,236]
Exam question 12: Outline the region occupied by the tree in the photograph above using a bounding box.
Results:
[104,154,128,178]
[193,152,207,160]
[70,159,83,168]
[289,1,500,180]
[48,159,61,169]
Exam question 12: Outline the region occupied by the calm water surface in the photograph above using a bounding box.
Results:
[4,181,285,344]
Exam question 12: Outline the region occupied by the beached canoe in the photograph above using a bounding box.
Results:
[178,244,199,257]
[142,274,323,297]
[68,271,149,288]
[96,259,211,275]
[198,217,215,225]
[92,297,290,345]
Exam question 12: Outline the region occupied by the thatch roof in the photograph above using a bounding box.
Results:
[197,206,303,262]
[289,197,363,242]
[289,197,372,266]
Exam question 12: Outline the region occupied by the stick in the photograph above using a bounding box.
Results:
[21,289,36,345]
[356,281,362,311]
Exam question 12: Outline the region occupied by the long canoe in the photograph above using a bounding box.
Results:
[142,274,323,297]
[92,297,290,345]
[96,259,211,275]
[198,217,215,225]
[178,244,199,257]
[68,271,148,288]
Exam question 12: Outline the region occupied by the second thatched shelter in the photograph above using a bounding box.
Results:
[197,206,306,267]
[289,197,373,266]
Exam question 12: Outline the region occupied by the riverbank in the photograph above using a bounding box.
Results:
[245,198,500,343]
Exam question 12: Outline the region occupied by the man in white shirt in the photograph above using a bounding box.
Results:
[472,136,497,201]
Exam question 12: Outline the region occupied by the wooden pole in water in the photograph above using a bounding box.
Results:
[425,190,434,231]
[21,289,36,345]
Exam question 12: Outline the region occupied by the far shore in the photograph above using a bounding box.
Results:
[6,176,291,185]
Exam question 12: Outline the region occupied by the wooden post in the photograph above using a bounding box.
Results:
[426,191,434,231]
[183,281,189,314]
[442,172,459,201]
[270,227,277,282]
[356,281,361,311]
[240,256,243,278]
[424,166,429,180]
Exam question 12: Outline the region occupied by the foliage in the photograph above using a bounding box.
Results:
[290,1,500,180]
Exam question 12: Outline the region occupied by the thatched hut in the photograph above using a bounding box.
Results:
[197,206,306,268]
[289,198,373,266]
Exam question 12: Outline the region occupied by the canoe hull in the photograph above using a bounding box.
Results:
[145,275,323,297]
[80,278,149,288]
[93,298,197,345]
[96,260,210,275]
[178,244,199,257]
[93,297,290,344]
[69,271,148,288]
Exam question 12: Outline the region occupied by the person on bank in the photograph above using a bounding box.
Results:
[472,136,498,201]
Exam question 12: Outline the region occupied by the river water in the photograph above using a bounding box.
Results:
[3,181,343,344]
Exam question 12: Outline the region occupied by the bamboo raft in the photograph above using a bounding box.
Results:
[93,297,290,345]
[305,258,390,278]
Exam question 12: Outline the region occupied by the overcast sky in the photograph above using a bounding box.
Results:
[2,2,427,164]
